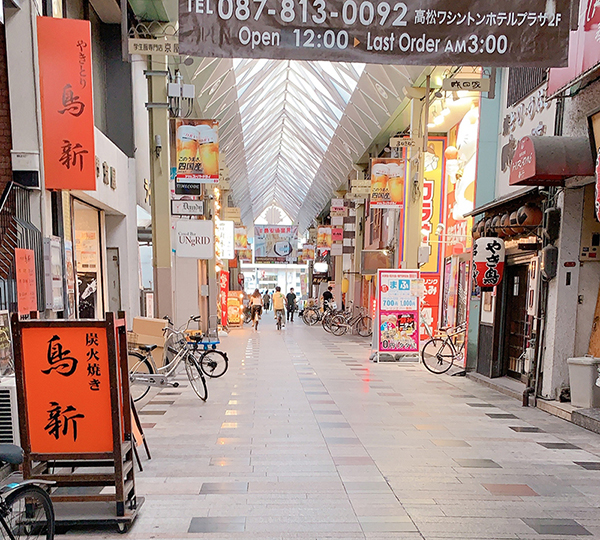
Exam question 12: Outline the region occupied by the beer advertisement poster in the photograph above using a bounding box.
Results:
[370,158,406,209]
[175,119,219,189]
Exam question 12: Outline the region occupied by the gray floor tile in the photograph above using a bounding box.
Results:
[538,442,581,450]
[522,518,591,535]
[574,461,600,470]
[454,459,502,468]
[200,482,249,493]
[188,517,246,533]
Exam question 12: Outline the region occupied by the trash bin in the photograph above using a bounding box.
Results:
[567,357,600,408]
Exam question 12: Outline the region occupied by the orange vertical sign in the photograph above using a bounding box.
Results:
[37,17,95,191]
[15,249,37,315]
[20,326,113,454]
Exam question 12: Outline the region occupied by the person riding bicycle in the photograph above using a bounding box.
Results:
[250,289,263,331]
[286,288,297,322]
[272,286,285,328]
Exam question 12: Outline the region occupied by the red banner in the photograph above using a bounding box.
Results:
[15,249,37,315]
[38,17,95,190]
[219,270,229,327]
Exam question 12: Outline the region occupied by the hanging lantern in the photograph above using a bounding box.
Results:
[509,210,524,234]
[472,221,481,240]
[500,213,512,236]
[517,203,543,229]
[342,278,349,294]
[491,215,503,237]
[472,237,506,290]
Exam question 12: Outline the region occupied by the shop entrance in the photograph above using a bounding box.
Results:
[502,264,529,379]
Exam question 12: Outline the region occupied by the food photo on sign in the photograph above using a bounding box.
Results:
[370,158,405,209]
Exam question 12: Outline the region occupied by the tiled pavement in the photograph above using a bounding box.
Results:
[71,322,600,539]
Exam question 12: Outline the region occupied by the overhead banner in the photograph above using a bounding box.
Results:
[37,17,95,190]
[370,158,406,209]
[174,119,219,195]
[377,269,420,354]
[179,0,570,67]
[317,227,332,248]
[254,225,298,263]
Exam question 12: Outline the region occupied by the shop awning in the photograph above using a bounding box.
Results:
[509,136,595,187]
[464,187,538,218]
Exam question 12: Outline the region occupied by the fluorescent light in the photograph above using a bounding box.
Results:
[434,115,444,125]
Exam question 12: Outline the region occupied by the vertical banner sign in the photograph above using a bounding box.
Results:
[219,270,229,327]
[37,17,95,191]
[303,244,315,261]
[179,0,571,67]
[15,249,37,315]
[235,227,252,262]
[472,237,505,290]
[175,119,219,194]
[370,158,406,209]
[20,326,113,453]
[317,227,332,248]
[377,269,420,354]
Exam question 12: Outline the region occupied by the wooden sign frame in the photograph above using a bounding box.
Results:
[11,312,136,518]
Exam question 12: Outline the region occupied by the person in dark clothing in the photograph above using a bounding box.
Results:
[322,286,334,309]
[286,288,297,322]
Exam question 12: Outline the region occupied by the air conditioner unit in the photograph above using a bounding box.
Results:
[0,378,20,445]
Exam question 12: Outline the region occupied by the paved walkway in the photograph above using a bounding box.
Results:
[84,321,600,538]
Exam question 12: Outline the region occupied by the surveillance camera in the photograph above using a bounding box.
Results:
[435,223,445,236]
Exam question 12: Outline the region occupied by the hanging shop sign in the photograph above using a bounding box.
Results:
[441,77,490,92]
[15,249,37,316]
[235,227,252,262]
[37,17,95,190]
[254,225,298,263]
[219,270,229,327]
[472,237,505,290]
[370,158,406,209]
[548,0,600,95]
[128,36,180,56]
[509,135,596,186]
[179,0,570,67]
[176,219,215,259]
[377,269,420,354]
[303,244,315,261]
[174,119,219,195]
[223,206,242,223]
[217,220,235,260]
[171,199,204,216]
[317,227,332,248]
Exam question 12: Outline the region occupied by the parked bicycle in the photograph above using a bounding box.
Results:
[302,301,335,326]
[0,444,55,539]
[163,316,228,379]
[330,306,373,337]
[129,316,227,402]
[421,323,466,374]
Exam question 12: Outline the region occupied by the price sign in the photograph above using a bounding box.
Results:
[180,0,570,66]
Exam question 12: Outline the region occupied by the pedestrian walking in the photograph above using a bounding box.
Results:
[250,289,263,331]
[263,290,271,311]
[286,288,297,322]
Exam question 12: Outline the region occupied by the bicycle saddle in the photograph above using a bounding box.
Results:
[0,444,23,465]
[138,344,158,352]
[188,334,204,342]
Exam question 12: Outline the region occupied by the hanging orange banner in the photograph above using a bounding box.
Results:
[20,326,113,454]
[15,249,37,316]
[37,17,95,191]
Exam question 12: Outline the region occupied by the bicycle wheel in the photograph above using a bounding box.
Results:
[185,354,208,401]
[302,309,316,326]
[322,312,335,333]
[128,351,154,402]
[330,315,348,336]
[421,338,455,374]
[199,350,228,378]
[2,485,55,539]
[357,316,373,337]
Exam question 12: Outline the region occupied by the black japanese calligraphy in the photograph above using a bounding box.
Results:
[59,140,88,171]
[44,402,85,441]
[42,335,78,377]
[58,84,85,117]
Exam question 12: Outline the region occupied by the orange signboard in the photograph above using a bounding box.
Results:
[15,249,37,315]
[20,326,113,454]
[37,17,95,191]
